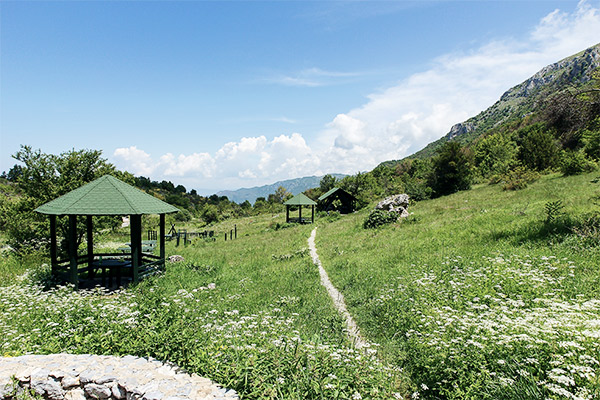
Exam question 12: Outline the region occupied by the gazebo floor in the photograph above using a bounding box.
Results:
[77,276,133,291]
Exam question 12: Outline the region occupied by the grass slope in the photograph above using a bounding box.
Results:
[2,172,600,399]
[0,213,403,399]
[316,172,600,399]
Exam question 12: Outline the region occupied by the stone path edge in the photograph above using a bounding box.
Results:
[0,353,239,400]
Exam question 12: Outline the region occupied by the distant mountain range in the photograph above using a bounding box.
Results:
[382,42,600,164]
[217,174,346,204]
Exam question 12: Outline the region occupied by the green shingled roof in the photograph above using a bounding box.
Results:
[318,187,340,201]
[35,175,180,216]
[284,193,317,206]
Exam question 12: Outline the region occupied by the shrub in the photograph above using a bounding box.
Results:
[582,123,600,160]
[174,208,192,222]
[502,166,540,191]
[516,124,560,171]
[430,141,472,197]
[363,209,399,229]
[560,150,596,176]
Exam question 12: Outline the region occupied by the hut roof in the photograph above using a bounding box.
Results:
[284,193,317,206]
[34,175,180,216]
[318,187,355,201]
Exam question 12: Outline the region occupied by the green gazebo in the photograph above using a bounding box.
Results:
[284,193,317,224]
[35,175,179,289]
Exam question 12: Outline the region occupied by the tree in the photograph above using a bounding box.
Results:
[430,141,472,197]
[473,132,517,178]
[319,175,337,193]
[3,146,132,254]
[516,124,560,171]
[271,186,292,204]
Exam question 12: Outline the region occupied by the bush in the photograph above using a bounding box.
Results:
[516,124,560,171]
[363,209,399,229]
[582,123,600,160]
[501,166,540,191]
[430,141,472,197]
[560,150,596,176]
[174,208,192,222]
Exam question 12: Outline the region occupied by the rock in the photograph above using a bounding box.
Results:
[65,388,87,400]
[84,383,112,399]
[375,194,410,218]
[0,354,239,400]
[30,377,64,400]
[168,255,185,263]
[111,382,127,399]
[62,376,81,389]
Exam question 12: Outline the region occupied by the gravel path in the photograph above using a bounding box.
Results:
[308,227,369,349]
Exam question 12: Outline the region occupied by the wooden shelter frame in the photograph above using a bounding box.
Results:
[36,175,179,289]
[284,193,317,224]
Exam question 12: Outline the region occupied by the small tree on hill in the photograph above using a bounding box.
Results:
[430,141,472,197]
[320,175,337,193]
[516,124,560,171]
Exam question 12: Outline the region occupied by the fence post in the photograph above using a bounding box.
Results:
[224,233,227,241]
[176,233,180,247]
[235,224,237,239]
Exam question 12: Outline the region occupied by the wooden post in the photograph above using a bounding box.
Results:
[224,233,227,241]
[130,214,142,284]
[49,215,57,277]
[299,205,302,223]
[234,224,237,239]
[159,214,166,268]
[286,206,289,223]
[68,215,78,289]
[87,215,94,279]
[312,205,315,224]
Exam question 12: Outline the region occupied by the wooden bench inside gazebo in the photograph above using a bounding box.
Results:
[34,175,179,289]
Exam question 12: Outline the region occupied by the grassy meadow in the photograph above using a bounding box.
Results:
[317,172,600,399]
[1,172,600,399]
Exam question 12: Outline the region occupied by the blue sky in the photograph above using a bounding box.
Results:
[2,1,600,193]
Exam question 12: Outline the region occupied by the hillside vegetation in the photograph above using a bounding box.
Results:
[317,171,600,399]
[2,171,600,399]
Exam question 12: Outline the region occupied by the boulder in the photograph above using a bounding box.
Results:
[375,194,410,218]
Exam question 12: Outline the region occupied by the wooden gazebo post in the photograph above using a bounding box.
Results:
[49,215,58,276]
[160,214,166,266]
[68,215,78,289]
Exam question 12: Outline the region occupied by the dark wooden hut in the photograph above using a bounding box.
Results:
[318,187,356,214]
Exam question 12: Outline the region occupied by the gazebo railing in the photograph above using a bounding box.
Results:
[52,251,165,287]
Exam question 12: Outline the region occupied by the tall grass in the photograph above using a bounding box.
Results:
[1,213,404,399]
[316,172,600,399]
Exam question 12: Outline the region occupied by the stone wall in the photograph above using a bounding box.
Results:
[0,354,238,400]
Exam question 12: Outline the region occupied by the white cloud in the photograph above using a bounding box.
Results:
[112,1,600,192]
[265,67,362,87]
[316,0,600,171]
[112,146,155,176]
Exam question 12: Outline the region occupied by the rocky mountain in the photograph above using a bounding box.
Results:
[408,43,600,160]
[217,174,346,204]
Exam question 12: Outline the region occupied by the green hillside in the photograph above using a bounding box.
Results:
[2,171,600,399]
[382,43,600,164]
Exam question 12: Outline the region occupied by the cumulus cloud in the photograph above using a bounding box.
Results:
[112,1,600,192]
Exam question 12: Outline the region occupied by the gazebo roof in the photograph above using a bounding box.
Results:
[284,193,317,206]
[35,175,180,216]
[318,187,349,201]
